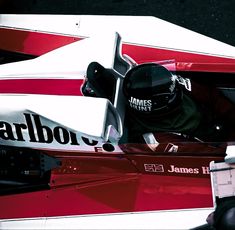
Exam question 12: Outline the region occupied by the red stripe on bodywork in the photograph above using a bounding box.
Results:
[0,27,82,56]
[0,79,84,95]
[123,43,235,65]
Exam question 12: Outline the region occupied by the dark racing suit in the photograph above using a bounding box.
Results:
[124,76,235,144]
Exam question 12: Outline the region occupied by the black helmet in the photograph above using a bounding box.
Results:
[123,63,182,115]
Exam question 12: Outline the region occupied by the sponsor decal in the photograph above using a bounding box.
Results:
[143,163,210,176]
[167,165,200,174]
[0,112,115,152]
[129,96,152,112]
[144,164,164,172]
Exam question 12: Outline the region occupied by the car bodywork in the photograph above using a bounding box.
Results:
[0,14,235,229]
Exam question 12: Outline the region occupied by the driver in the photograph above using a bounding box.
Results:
[122,63,235,144]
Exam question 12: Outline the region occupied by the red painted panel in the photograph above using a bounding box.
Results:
[135,175,212,211]
[0,152,223,219]
[122,43,235,65]
[0,79,84,95]
[0,190,50,219]
[0,174,212,219]
[0,27,82,56]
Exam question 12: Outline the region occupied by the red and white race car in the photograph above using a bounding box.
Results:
[0,14,235,229]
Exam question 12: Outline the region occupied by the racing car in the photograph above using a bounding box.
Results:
[0,14,235,229]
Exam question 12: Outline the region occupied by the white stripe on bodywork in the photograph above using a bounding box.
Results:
[0,208,214,229]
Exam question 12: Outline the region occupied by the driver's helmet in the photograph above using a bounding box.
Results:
[123,63,182,116]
